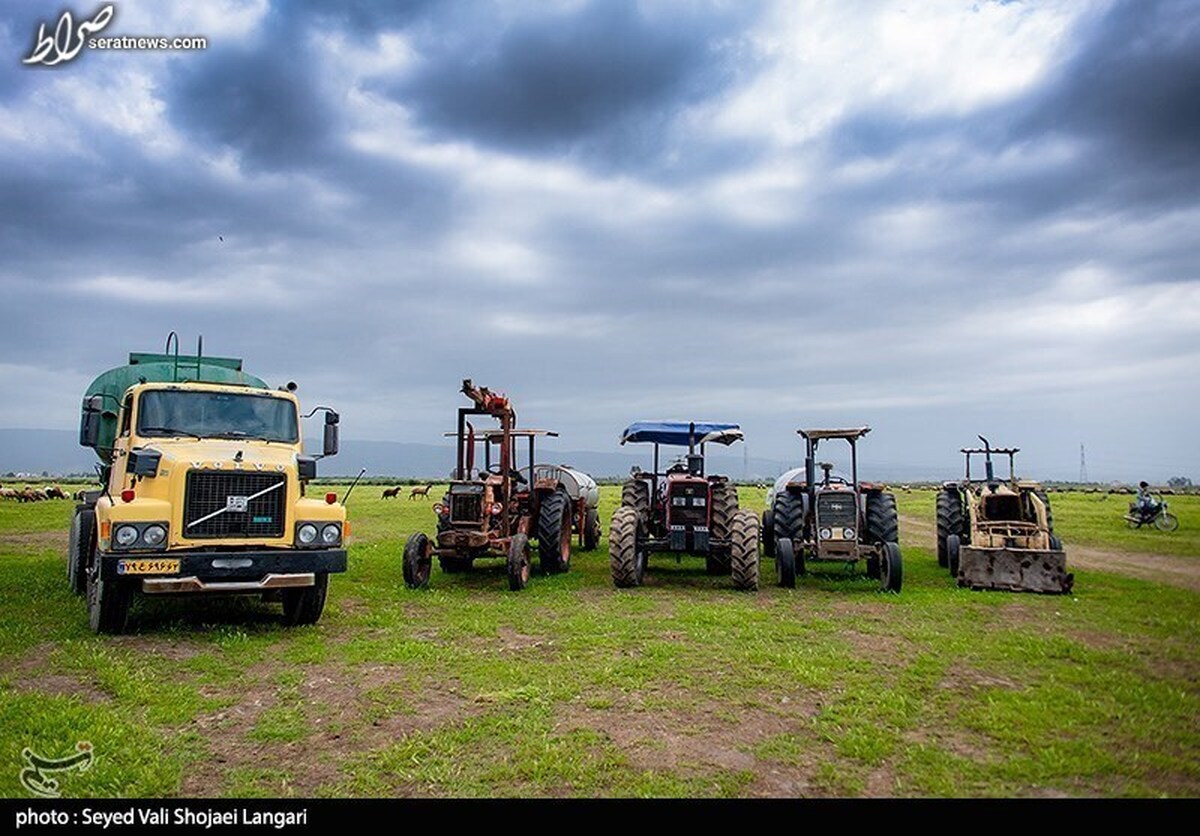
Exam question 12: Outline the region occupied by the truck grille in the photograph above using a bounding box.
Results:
[816,492,857,528]
[184,470,287,539]
[451,493,483,524]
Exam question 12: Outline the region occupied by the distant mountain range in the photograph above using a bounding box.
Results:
[0,428,961,482]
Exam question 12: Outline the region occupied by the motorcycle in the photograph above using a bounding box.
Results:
[1124,499,1180,531]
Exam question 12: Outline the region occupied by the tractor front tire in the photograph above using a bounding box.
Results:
[609,506,645,588]
[880,542,903,593]
[776,538,797,589]
[729,510,759,591]
[946,533,961,578]
[403,532,433,589]
[762,508,776,558]
[537,490,572,574]
[507,533,532,591]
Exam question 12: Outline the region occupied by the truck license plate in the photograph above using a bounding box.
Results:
[117,559,180,575]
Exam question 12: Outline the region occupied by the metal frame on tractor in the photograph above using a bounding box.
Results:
[767,427,902,592]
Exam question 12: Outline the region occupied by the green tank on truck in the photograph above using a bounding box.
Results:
[69,334,348,633]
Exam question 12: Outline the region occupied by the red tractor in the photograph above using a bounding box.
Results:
[402,380,600,591]
[609,421,760,590]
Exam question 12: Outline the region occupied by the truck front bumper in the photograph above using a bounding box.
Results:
[98,548,348,593]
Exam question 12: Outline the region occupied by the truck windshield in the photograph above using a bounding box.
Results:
[137,390,299,443]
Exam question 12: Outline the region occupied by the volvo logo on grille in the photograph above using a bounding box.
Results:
[225,496,249,513]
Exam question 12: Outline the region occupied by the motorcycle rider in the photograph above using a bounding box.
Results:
[1135,481,1160,518]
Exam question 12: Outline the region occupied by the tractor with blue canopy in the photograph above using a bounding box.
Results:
[608,421,760,590]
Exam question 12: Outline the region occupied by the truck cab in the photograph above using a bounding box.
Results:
[71,343,347,633]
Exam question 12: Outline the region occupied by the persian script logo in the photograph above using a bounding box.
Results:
[19,741,95,797]
[22,5,115,67]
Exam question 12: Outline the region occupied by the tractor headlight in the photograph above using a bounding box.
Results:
[321,523,341,545]
[672,496,687,506]
[819,527,833,540]
[843,527,855,540]
[693,496,706,507]
[297,523,318,545]
[142,524,167,547]
[114,525,139,548]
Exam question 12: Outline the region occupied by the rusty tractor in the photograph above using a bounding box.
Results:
[609,421,760,591]
[402,380,600,592]
[765,427,902,592]
[937,436,1073,594]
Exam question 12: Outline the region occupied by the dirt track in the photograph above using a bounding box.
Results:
[899,514,1200,593]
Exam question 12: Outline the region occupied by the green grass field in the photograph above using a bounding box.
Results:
[0,488,1197,798]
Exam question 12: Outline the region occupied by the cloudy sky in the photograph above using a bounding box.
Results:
[1,0,1197,481]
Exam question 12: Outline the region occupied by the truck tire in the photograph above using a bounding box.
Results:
[609,506,645,588]
[936,488,964,568]
[507,533,531,591]
[67,506,95,595]
[583,508,601,551]
[776,538,797,589]
[620,478,650,521]
[282,572,329,626]
[865,491,899,544]
[537,490,572,574]
[773,490,806,544]
[762,508,775,558]
[403,532,433,589]
[729,510,760,591]
[1034,488,1055,533]
[880,542,903,593]
[710,479,738,549]
[86,548,131,634]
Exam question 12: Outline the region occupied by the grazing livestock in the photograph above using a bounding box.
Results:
[381,486,403,499]
[409,484,433,500]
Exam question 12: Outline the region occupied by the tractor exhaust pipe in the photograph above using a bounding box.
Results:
[979,435,996,485]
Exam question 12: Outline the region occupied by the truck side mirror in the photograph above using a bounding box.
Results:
[79,395,103,449]
[323,411,340,457]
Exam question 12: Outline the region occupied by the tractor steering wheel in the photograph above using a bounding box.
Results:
[487,463,527,484]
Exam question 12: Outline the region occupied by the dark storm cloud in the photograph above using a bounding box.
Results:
[385,1,757,165]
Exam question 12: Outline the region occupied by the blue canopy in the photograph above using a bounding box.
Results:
[619,421,743,447]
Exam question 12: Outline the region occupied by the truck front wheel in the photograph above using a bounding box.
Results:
[282,573,329,626]
[68,506,95,596]
[86,551,131,634]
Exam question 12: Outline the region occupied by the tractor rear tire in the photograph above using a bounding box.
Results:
[729,510,759,591]
[621,478,651,521]
[583,508,601,551]
[776,538,797,589]
[946,533,961,578]
[538,490,572,574]
[403,532,433,589]
[507,533,532,591]
[710,479,738,548]
[772,490,806,544]
[762,508,775,558]
[281,572,329,626]
[609,506,645,588]
[1034,488,1055,533]
[880,542,903,593]
[67,506,95,596]
[936,488,964,568]
[865,491,899,545]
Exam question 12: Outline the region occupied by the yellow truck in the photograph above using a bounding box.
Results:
[69,336,347,633]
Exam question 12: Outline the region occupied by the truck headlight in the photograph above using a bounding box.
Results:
[114,525,139,548]
[819,527,833,540]
[843,527,855,540]
[142,524,167,547]
[321,523,341,545]
[297,523,318,545]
